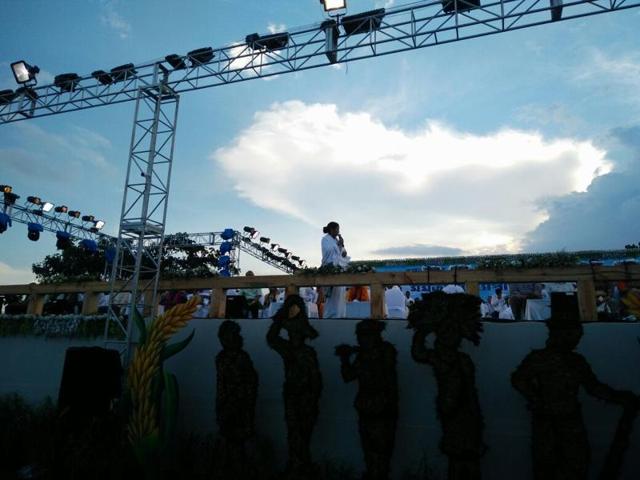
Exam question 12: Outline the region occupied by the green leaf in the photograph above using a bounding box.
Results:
[160,329,195,361]
[132,307,147,346]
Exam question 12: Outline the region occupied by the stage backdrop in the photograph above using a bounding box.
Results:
[1,320,639,479]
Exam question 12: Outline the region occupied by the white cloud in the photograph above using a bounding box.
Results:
[212,101,610,260]
[0,262,35,285]
[100,0,131,39]
[574,50,640,106]
[267,23,287,34]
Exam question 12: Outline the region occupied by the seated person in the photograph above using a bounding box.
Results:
[347,286,370,302]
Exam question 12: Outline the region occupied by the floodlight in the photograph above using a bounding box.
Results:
[27,222,43,241]
[94,220,105,230]
[0,90,16,105]
[110,63,136,83]
[11,61,40,85]
[0,185,11,194]
[243,226,259,238]
[91,70,113,85]
[3,192,19,206]
[221,228,235,240]
[341,9,385,36]
[41,202,54,213]
[56,231,72,250]
[270,243,280,251]
[220,241,233,255]
[68,210,81,219]
[291,255,300,262]
[322,20,340,64]
[54,205,68,214]
[54,73,80,92]
[165,54,186,70]
[277,247,289,255]
[82,215,95,223]
[246,32,290,51]
[81,239,98,253]
[259,236,271,244]
[0,212,11,234]
[321,0,347,12]
[27,196,42,205]
[441,0,481,13]
[187,47,214,66]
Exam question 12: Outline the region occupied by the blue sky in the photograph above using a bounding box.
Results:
[1,0,640,282]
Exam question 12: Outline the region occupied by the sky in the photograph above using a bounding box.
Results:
[1,0,639,283]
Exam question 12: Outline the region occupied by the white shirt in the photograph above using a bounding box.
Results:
[321,234,350,268]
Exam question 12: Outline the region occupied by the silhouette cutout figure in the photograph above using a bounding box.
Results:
[336,319,398,480]
[409,291,485,480]
[267,294,323,479]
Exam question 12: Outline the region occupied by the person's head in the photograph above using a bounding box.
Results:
[405,291,411,299]
[546,318,583,351]
[246,271,255,277]
[356,319,385,349]
[495,287,503,297]
[323,221,340,238]
[218,320,243,351]
[276,294,318,346]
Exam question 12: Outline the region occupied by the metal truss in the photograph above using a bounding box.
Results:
[105,71,179,361]
[1,0,638,124]
[0,200,110,242]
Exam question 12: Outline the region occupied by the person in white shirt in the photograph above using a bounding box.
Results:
[321,221,350,318]
[490,287,506,319]
[385,285,407,319]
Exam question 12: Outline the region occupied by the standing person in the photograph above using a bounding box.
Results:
[240,271,262,319]
[321,221,350,318]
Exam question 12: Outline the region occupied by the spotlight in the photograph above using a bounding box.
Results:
[3,192,19,206]
[110,63,136,83]
[243,226,259,238]
[221,228,235,241]
[220,241,233,255]
[54,73,80,92]
[56,231,72,250]
[42,202,54,213]
[68,210,81,219]
[27,196,42,205]
[270,243,280,251]
[246,32,289,52]
[298,259,306,267]
[54,205,68,214]
[80,239,98,253]
[0,90,16,105]
[320,0,347,12]
[291,255,300,262]
[11,61,40,85]
[91,70,113,85]
[0,185,12,193]
[187,47,215,66]
[82,215,95,223]
[27,222,43,241]
[441,0,481,13]
[341,8,385,36]
[0,212,11,234]
[259,236,271,244]
[94,220,105,230]
[165,54,186,70]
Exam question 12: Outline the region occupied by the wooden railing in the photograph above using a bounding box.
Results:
[1,265,639,321]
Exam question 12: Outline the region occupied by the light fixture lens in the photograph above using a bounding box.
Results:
[94,220,105,230]
[42,202,54,212]
[27,196,42,205]
[322,0,347,12]
[11,62,31,83]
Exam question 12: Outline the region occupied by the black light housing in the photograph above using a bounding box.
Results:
[291,255,300,262]
[243,226,259,238]
[0,90,16,105]
[341,8,385,36]
[54,205,68,214]
[270,243,280,251]
[0,185,12,193]
[68,210,81,219]
[246,32,290,51]
[3,192,19,206]
[441,0,481,13]
[82,215,95,223]
[110,63,137,82]
[259,236,271,243]
[187,47,215,65]
[0,212,11,234]
[11,61,40,85]
[54,73,81,92]
[27,222,43,241]
[165,54,187,70]
[27,196,42,205]
[91,70,113,85]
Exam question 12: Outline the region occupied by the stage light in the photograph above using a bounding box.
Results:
[27,196,42,206]
[441,0,481,14]
[0,90,16,105]
[54,73,80,92]
[321,0,347,12]
[291,255,300,262]
[0,185,11,193]
[270,243,280,251]
[91,70,113,85]
[165,54,186,70]
[81,239,98,253]
[27,222,43,241]
[341,8,385,36]
[94,220,105,230]
[246,32,290,51]
[54,205,68,214]
[68,210,81,219]
[259,236,271,244]
[11,61,39,85]
[56,231,72,250]
[0,212,11,234]
[41,202,54,213]
[220,241,233,255]
[3,192,19,206]
[187,47,215,66]
[82,215,95,223]
[110,63,137,83]
[221,228,235,241]
[243,226,259,238]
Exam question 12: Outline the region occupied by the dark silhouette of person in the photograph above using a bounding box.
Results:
[511,314,638,480]
[409,291,485,480]
[335,319,398,480]
[216,320,259,478]
[267,294,323,479]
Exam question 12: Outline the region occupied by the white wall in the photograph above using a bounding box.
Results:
[1,321,639,479]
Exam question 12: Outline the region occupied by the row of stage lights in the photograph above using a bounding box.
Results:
[241,226,307,270]
[0,185,104,250]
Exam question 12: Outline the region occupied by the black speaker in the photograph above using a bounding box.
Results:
[58,347,123,422]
